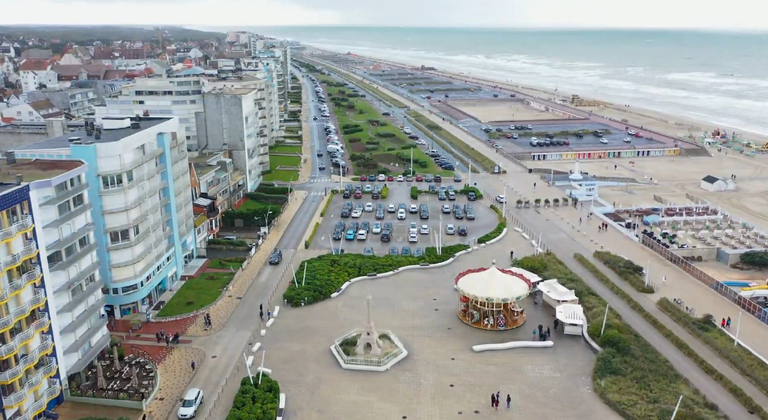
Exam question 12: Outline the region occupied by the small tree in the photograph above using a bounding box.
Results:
[534,198,541,208]
[741,251,768,268]
[553,198,560,207]
[516,199,523,209]
[543,199,550,207]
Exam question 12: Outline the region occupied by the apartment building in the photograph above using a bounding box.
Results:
[29,88,99,118]
[14,116,195,319]
[94,77,205,150]
[0,156,109,419]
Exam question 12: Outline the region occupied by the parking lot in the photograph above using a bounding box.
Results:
[310,182,498,255]
[463,121,666,153]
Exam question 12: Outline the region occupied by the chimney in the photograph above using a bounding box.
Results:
[15,174,22,185]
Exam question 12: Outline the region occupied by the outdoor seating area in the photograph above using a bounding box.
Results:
[71,348,158,402]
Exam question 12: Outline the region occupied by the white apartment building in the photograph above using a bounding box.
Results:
[19,70,58,94]
[14,116,195,319]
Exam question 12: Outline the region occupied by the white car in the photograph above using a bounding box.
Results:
[403,127,412,135]
[494,144,503,149]
[277,393,286,420]
[377,174,386,181]
[420,224,430,234]
[388,204,396,213]
[446,224,456,235]
[351,209,362,218]
[495,195,507,203]
[409,222,418,234]
[415,139,427,145]
[177,388,204,419]
[364,202,374,212]
[627,129,637,135]
[623,137,632,143]
[442,204,451,214]
[600,138,609,144]
[509,124,516,130]
[397,209,406,220]
[397,175,404,182]
[372,221,382,234]
[357,230,368,240]
[409,204,418,214]
[409,232,418,243]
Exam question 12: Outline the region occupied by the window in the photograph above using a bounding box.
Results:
[172,100,187,105]
[132,100,145,105]
[57,201,71,217]
[121,284,139,294]
[54,182,68,195]
[126,170,134,183]
[109,229,130,245]
[78,235,90,249]
[111,288,119,295]
[84,273,96,287]
[102,174,123,190]
[47,251,63,266]
[72,194,84,208]
[133,225,140,237]
[69,175,82,188]
[64,243,77,259]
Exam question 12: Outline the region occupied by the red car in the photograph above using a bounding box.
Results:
[387,175,394,181]
[505,134,513,139]
[634,132,644,138]
[359,175,367,181]
[563,139,570,145]
[354,190,362,199]
[416,175,424,182]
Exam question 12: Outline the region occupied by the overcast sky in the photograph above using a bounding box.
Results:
[3,0,767,30]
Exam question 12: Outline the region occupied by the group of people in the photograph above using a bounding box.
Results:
[721,316,732,329]
[598,222,609,233]
[490,391,512,410]
[155,329,180,346]
[259,304,271,322]
[534,323,552,341]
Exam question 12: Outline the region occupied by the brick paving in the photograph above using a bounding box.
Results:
[142,347,206,420]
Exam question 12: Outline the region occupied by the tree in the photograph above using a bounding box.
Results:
[741,251,768,268]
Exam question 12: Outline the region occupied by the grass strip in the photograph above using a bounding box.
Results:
[518,253,723,419]
[305,222,320,249]
[594,251,654,293]
[574,253,768,419]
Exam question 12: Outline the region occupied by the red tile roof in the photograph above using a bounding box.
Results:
[19,59,54,71]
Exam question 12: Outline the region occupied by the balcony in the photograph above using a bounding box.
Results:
[68,332,110,374]
[0,337,54,385]
[4,374,59,414]
[50,243,98,273]
[172,150,188,164]
[2,360,57,409]
[0,244,38,276]
[54,262,99,294]
[58,280,103,313]
[109,245,153,269]
[0,267,42,306]
[40,183,88,207]
[0,313,49,360]
[43,203,91,229]
[64,316,108,355]
[61,296,106,334]
[46,223,95,253]
[0,288,46,333]
[0,216,33,244]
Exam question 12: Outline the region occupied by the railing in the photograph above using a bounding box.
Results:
[0,288,46,332]
[15,378,60,420]
[1,357,57,408]
[0,267,41,305]
[0,216,33,242]
[0,244,37,274]
[333,342,403,367]
[641,235,768,325]
[0,338,54,384]
[0,313,49,359]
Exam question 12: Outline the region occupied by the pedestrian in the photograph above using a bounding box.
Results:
[510,250,514,260]
[496,391,500,403]
[579,217,582,225]
[554,318,559,330]
[267,310,271,320]
[491,393,495,408]
[160,328,165,338]
[721,318,726,328]
[260,303,263,312]
[165,335,170,347]
[533,182,536,189]
[191,361,196,372]
[662,275,667,285]
[259,310,264,321]
[506,394,511,409]
[614,164,617,170]
[156,332,161,343]
[142,414,147,420]
[727,317,731,328]
[546,326,551,337]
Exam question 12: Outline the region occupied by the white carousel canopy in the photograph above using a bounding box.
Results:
[456,263,532,303]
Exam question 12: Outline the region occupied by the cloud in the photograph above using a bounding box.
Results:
[1,0,767,30]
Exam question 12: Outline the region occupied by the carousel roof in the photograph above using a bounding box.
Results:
[455,261,533,303]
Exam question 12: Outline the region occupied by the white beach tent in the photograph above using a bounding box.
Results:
[537,279,579,309]
[555,303,585,336]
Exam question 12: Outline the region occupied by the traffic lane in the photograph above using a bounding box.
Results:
[299,74,323,178]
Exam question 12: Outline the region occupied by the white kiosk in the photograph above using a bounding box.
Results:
[555,303,585,336]
[537,279,579,309]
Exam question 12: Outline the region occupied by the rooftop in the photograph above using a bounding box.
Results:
[0,159,83,193]
[190,153,224,177]
[16,117,173,151]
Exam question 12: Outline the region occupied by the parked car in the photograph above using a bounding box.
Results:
[177,388,204,419]
[467,191,477,201]
[401,246,412,255]
[268,249,282,265]
[388,204,396,213]
[409,232,418,243]
[454,174,462,182]
[446,224,456,235]
[357,230,368,240]
[420,224,430,234]
[458,225,468,236]
[345,229,356,241]
[442,204,451,214]
[388,246,398,255]
[409,204,418,214]
[364,202,374,212]
[378,174,386,181]
[381,230,392,242]
[363,247,375,256]
[414,247,424,257]
[397,209,406,220]
[372,221,382,234]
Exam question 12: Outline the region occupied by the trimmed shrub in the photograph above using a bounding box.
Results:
[245,192,288,205]
[741,250,768,268]
[377,132,396,138]
[226,375,280,420]
[256,185,289,195]
[594,251,654,293]
[478,204,506,244]
[410,186,419,200]
[348,137,362,143]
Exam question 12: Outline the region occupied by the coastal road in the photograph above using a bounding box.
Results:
[186,70,336,420]
[305,56,759,419]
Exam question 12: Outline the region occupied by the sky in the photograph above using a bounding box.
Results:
[2,0,768,30]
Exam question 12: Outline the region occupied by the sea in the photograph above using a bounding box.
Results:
[250,27,768,136]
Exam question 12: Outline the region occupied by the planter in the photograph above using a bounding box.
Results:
[516,201,523,209]
[524,200,531,208]
[534,199,541,208]
[562,197,569,206]
[553,199,560,207]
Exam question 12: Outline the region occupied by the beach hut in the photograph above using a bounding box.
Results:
[555,304,585,336]
[700,175,727,192]
[537,279,579,309]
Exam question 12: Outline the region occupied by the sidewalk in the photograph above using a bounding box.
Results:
[185,190,308,337]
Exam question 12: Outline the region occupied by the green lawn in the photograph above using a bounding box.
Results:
[208,258,246,270]
[269,145,301,154]
[263,169,299,182]
[238,199,275,212]
[270,154,301,168]
[156,272,234,317]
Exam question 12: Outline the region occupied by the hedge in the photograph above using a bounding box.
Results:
[256,185,289,195]
[208,238,250,250]
[459,186,483,199]
[573,253,768,420]
[320,191,335,217]
[305,222,320,249]
[381,185,389,199]
[245,192,288,205]
[226,375,280,420]
[377,132,396,138]
[477,204,506,244]
[658,297,768,400]
[410,186,419,200]
[594,251,654,293]
[222,204,283,228]
[520,253,722,420]
[283,244,468,306]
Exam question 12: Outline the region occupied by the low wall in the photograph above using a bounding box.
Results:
[64,392,145,410]
[670,247,719,261]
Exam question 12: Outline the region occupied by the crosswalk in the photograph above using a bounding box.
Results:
[307,191,327,196]
[309,178,333,183]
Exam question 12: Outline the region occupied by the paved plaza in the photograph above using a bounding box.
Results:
[264,231,618,420]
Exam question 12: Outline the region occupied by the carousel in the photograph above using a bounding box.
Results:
[455,260,534,331]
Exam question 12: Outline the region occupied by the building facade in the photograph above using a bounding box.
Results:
[29,88,99,118]
[14,116,195,319]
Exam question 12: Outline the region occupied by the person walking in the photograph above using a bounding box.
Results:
[259,310,264,321]
[155,332,161,343]
[721,318,726,328]
[579,217,582,225]
[165,335,170,347]
[546,327,551,338]
[491,393,496,408]
[727,317,732,329]
[554,318,559,330]
[191,361,196,372]
[506,394,511,409]
[267,310,271,320]
[533,182,536,189]
[510,250,514,260]
[662,275,667,285]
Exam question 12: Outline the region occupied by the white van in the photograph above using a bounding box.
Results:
[403,127,412,135]
[327,145,343,153]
